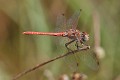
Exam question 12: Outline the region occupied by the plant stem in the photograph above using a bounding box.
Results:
[13,46,90,80]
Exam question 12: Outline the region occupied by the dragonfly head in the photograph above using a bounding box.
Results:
[81,32,89,42]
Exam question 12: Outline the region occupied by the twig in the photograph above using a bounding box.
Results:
[13,46,90,80]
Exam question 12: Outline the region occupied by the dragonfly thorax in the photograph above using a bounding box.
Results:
[64,29,89,44]
[64,29,80,39]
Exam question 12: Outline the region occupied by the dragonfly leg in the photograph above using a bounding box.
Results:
[75,41,82,50]
[65,40,75,52]
[75,40,89,50]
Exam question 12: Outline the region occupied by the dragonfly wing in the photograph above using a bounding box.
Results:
[62,39,99,72]
[55,35,80,72]
[63,51,80,72]
[76,48,99,71]
[62,39,80,72]
[67,10,81,30]
[55,13,67,32]
[54,14,67,47]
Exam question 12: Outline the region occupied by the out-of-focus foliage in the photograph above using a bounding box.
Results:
[0,0,120,80]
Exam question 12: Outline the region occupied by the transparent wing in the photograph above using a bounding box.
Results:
[67,9,81,29]
[55,13,67,49]
[55,14,67,32]
[55,15,80,71]
[73,34,99,71]
[76,48,99,71]
[63,51,80,72]
[62,43,99,72]
[55,35,80,72]
[62,39,80,72]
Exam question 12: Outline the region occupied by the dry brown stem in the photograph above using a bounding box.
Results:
[13,46,90,80]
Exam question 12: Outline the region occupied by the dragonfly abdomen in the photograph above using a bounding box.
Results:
[23,31,65,36]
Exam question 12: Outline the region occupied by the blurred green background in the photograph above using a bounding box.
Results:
[0,0,120,80]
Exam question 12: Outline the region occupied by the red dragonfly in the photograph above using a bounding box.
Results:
[23,10,99,71]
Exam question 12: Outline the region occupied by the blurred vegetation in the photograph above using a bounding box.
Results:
[0,0,120,80]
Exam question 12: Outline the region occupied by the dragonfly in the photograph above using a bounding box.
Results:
[23,9,99,72]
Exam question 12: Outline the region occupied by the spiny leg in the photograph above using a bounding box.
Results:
[75,41,80,50]
[75,40,88,50]
[65,39,75,53]
[75,40,83,50]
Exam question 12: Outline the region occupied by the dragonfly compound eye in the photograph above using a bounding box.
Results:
[81,32,89,42]
[84,34,89,41]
